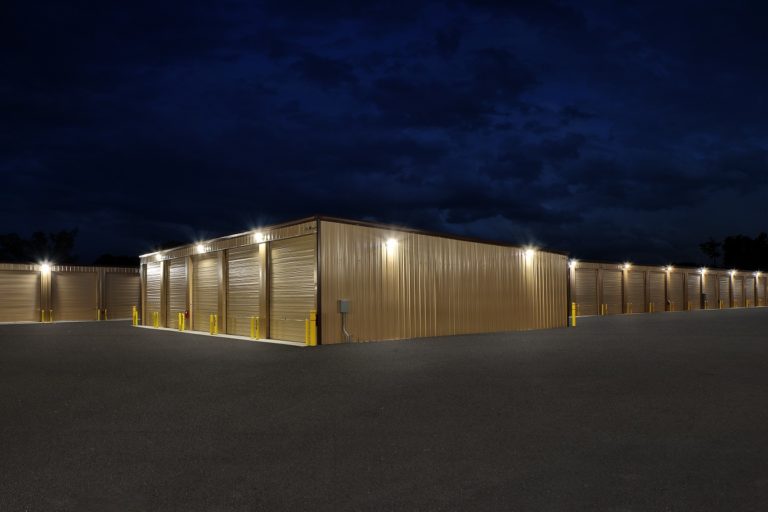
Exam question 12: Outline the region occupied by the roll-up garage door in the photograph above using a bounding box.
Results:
[105,273,139,319]
[744,277,755,307]
[758,277,766,307]
[227,245,261,337]
[167,258,187,329]
[718,276,730,308]
[602,270,622,315]
[703,275,717,309]
[574,268,597,316]
[270,235,316,342]
[686,274,701,310]
[733,277,743,307]
[668,273,684,312]
[193,253,219,332]
[53,272,98,321]
[0,271,41,322]
[648,272,665,313]
[145,262,162,324]
[626,271,645,314]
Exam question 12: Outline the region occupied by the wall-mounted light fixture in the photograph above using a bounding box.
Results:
[385,238,398,250]
[524,247,536,262]
[254,232,264,243]
[40,262,51,273]
[700,267,707,275]
[568,259,578,269]
[665,265,674,272]
[196,244,206,254]
[623,262,632,270]
[730,269,737,277]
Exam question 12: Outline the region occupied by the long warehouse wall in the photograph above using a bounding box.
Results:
[570,261,767,317]
[319,219,568,344]
[0,263,139,323]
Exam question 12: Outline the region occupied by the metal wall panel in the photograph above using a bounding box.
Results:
[718,275,730,308]
[574,268,598,316]
[192,253,219,332]
[226,245,261,337]
[733,277,743,307]
[52,272,98,321]
[686,274,701,310]
[758,276,766,306]
[703,275,717,309]
[668,273,684,311]
[602,270,622,315]
[626,271,645,314]
[745,277,755,307]
[105,273,139,319]
[270,235,316,342]
[144,262,162,324]
[167,258,187,328]
[0,270,41,322]
[648,272,665,313]
[319,220,567,344]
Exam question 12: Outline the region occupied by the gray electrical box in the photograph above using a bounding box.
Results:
[338,299,350,313]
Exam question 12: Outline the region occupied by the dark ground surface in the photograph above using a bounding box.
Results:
[1,309,768,511]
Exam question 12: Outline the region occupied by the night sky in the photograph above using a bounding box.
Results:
[3,1,767,265]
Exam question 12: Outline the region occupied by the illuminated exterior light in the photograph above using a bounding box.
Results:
[700,267,707,275]
[254,232,265,243]
[665,266,673,272]
[524,247,536,260]
[385,238,398,250]
[623,262,631,270]
[569,259,578,269]
[40,263,51,273]
[730,269,736,276]
[155,253,162,261]
[196,244,205,254]
[755,271,761,278]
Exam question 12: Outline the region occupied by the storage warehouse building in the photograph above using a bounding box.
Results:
[0,263,139,323]
[139,217,568,345]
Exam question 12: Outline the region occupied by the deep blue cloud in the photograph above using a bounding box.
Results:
[1,0,766,265]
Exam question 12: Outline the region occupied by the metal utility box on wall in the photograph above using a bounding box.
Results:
[139,216,568,345]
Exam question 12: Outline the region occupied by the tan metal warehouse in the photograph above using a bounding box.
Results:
[139,217,568,345]
[0,263,139,323]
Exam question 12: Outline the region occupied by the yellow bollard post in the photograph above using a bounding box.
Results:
[154,311,159,328]
[309,310,317,346]
[132,306,137,326]
[570,302,576,327]
[41,309,45,323]
[209,314,214,335]
[305,319,310,345]
[105,309,108,321]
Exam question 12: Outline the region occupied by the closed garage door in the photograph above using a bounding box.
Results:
[145,262,162,324]
[733,277,743,307]
[686,274,701,310]
[270,235,316,342]
[626,271,644,314]
[227,245,261,337]
[0,271,41,322]
[758,277,766,306]
[53,272,98,321]
[703,275,717,309]
[668,273,684,312]
[718,275,730,308]
[193,253,219,332]
[602,270,622,315]
[648,272,665,313]
[574,268,598,316]
[167,258,187,329]
[105,273,139,319]
[745,277,755,307]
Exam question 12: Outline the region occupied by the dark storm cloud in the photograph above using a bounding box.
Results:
[2,0,767,263]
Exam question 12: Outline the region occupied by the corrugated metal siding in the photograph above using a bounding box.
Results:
[626,271,645,314]
[574,269,598,316]
[270,235,316,342]
[52,272,98,321]
[226,245,261,337]
[745,277,755,307]
[192,253,219,332]
[703,276,717,309]
[0,271,41,322]
[668,273,684,311]
[733,277,743,307]
[105,273,139,319]
[602,270,622,315]
[718,276,730,308]
[648,272,665,312]
[145,262,162,324]
[319,220,567,344]
[758,276,766,306]
[686,274,701,310]
[167,258,187,328]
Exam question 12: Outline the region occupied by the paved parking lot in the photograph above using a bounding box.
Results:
[1,308,768,511]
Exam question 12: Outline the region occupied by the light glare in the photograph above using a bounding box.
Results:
[196,244,205,254]
[254,232,264,243]
[623,262,631,270]
[385,238,397,250]
[568,259,578,269]
[40,263,51,273]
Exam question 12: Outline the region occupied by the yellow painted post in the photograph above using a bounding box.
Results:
[304,319,310,345]
[309,310,317,346]
[209,314,214,335]
[41,310,45,323]
[132,306,137,326]
[570,302,576,327]
[153,311,159,328]
[104,309,108,321]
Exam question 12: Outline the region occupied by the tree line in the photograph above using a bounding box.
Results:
[0,230,138,267]
[700,233,768,270]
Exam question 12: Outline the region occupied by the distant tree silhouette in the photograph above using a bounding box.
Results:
[699,237,721,267]
[722,233,768,270]
[93,254,139,267]
[0,229,78,264]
